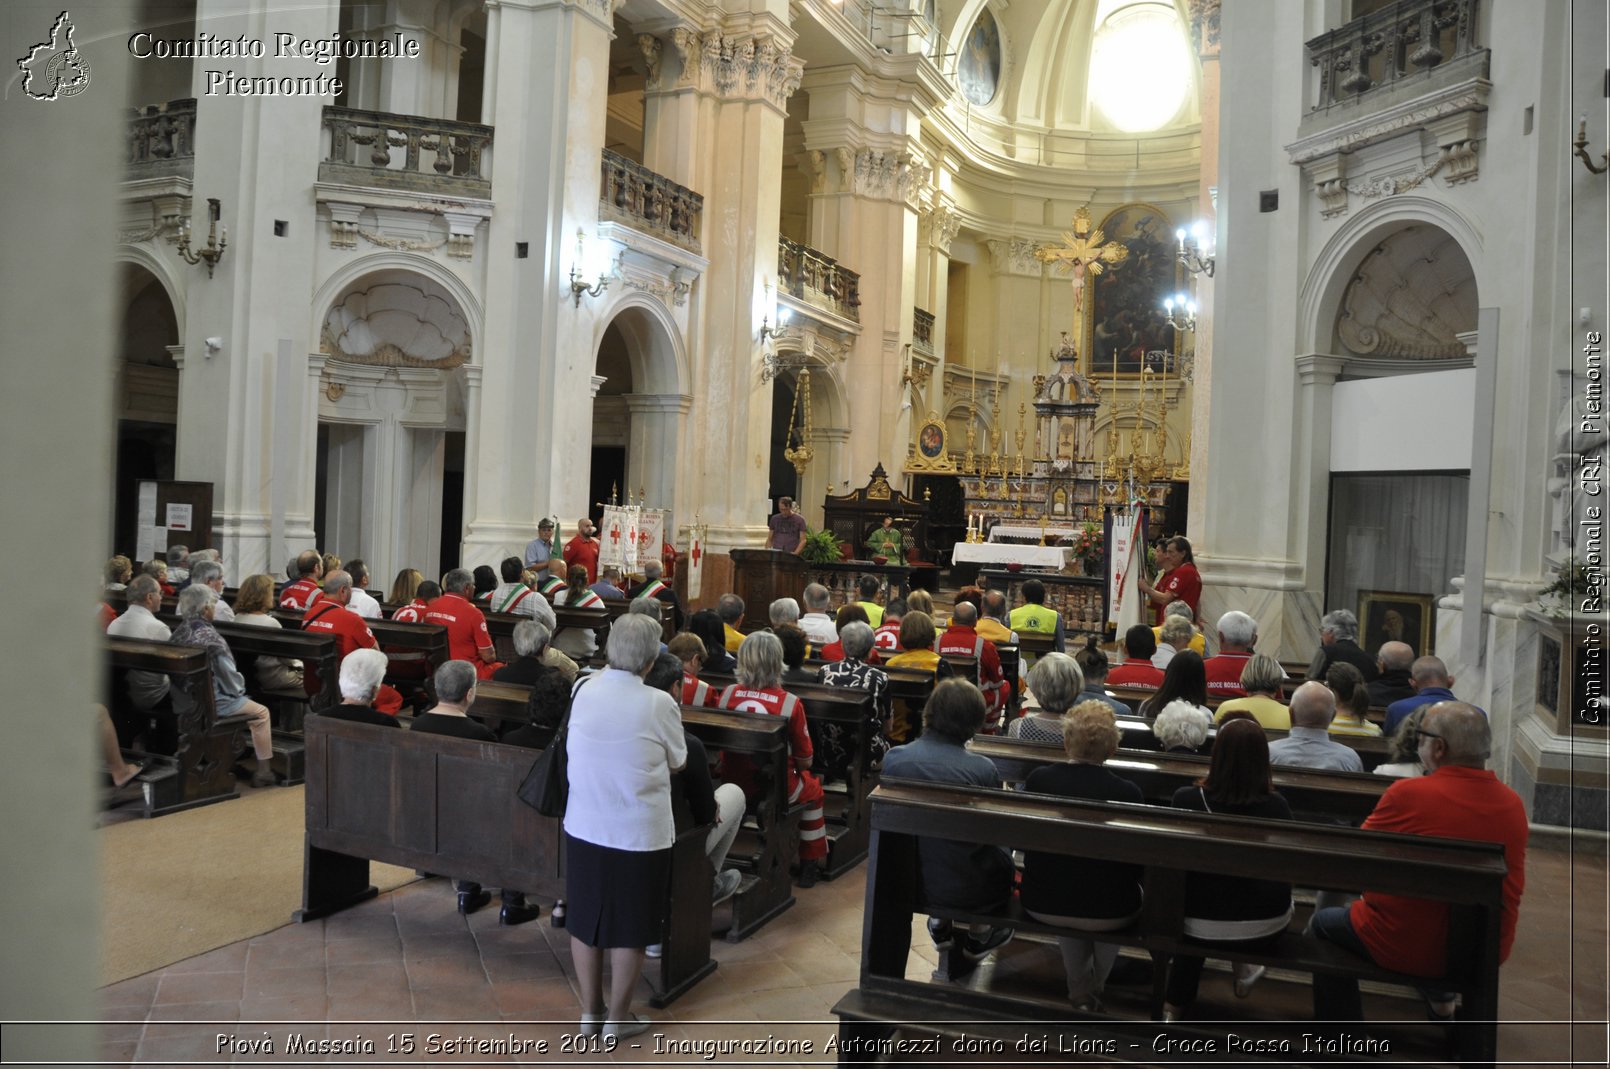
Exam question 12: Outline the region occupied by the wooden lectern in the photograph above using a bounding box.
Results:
[729,549,806,620]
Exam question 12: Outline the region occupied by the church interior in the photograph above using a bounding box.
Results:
[2,0,1606,1063]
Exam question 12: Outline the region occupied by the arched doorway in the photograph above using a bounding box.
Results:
[764,340,851,528]
[114,264,180,556]
[592,301,688,530]
[315,268,473,581]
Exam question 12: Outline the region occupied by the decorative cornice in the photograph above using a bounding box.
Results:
[1294,352,1348,387]
[984,237,1043,277]
[653,28,802,110]
[1286,77,1490,166]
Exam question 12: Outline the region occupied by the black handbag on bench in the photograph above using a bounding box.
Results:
[516,675,589,818]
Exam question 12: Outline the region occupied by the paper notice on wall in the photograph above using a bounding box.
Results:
[136,526,167,564]
[166,503,193,532]
[137,482,157,527]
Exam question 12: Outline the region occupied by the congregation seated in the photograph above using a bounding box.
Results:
[773,622,815,687]
[409,659,540,926]
[390,577,434,622]
[717,630,827,887]
[715,594,747,655]
[490,622,574,737]
[107,574,172,711]
[1009,652,1082,744]
[852,574,885,628]
[1203,610,1259,698]
[940,602,1006,729]
[1152,699,1212,754]
[143,557,175,598]
[817,603,876,663]
[170,583,277,788]
[1070,636,1130,719]
[346,559,382,619]
[883,611,954,742]
[231,573,304,691]
[871,597,905,655]
[1162,717,1294,1021]
[591,565,626,601]
[1020,701,1145,1011]
[1368,640,1418,707]
[165,544,191,588]
[1151,614,1195,671]
[1213,654,1291,729]
[976,588,1018,645]
[687,609,735,674]
[489,556,557,628]
[1150,599,1205,656]
[628,560,682,630]
[1105,624,1163,688]
[1270,681,1363,772]
[189,559,233,622]
[279,550,322,610]
[471,564,498,604]
[1384,655,1472,736]
[315,649,398,729]
[302,570,402,713]
[668,633,716,707]
[426,568,504,678]
[105,554,132,594]
[1137,649,1210,719]
[881,679,1015,961]
[537,556,568,596]
[814,620,892,779]
[1325,662,1383,737]
[1373,707,1428,778]
[798,582,837,647]
[1007,579,1064,653]
[1307,608,1379,683]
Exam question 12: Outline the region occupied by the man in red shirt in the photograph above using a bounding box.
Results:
[1202,609,1259,698]
[1309,702,1527,1022]
[425,568,504,679]
[1137,536,1202,626]
[563,517,601,583]
[1106,624,1164,688]
[872,598,906,655]
[279,550,323,610]
[937,602,1007,731]
[302,571,402,713]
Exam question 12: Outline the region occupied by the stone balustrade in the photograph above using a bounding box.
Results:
[778,237,861,323]
[319,107,493,197]
[599,150,704,255]
[126,98,196,180]
[1306,0,1483,111]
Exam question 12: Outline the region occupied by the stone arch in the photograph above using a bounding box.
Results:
[114,246,186,333]
[310,252,483,364]
[599,294,689,397]
[1297,195,1486,358]
[594,296,691,527]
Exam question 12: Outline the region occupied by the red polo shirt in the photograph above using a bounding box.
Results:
[1203,651,1255,697]
[1107,661,1164,688]
[563,535,601,582]
[301,594,377,695]
[1153,562,1202,625]
[424,592,498,675]
[280,577,320,611]
[872,621,904,654]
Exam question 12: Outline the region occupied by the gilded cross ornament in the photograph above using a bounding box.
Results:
[1035,206,1130,353]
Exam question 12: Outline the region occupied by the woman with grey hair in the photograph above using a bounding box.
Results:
[562,614,688,1038]
[315,649,398,729]
[1152,698,1213,754]
[168,584,277,785]
[1308,608,1379,683]
[720,631,829,887]
[1153,615,1194,670]
[1011,652,1085,744]
[1373,706,1428,778]
[816,620,892,777]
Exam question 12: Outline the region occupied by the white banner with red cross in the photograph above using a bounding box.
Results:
[632,510,665,577]
[686,526,705,601]
[600,506,642,572]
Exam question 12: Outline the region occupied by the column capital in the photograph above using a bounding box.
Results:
[1294,352,1347,387]
[167,344,187,372]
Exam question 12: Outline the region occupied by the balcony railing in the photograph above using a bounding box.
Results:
[320,107,493,197]
[778,237,860,323]
[1306,0,1484,111]
[126,98,196,180]
[599,150,703,255]
[912,307,935,356]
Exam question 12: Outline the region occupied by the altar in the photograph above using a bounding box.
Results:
[950,541,1070,570]
[988,524,1082,545]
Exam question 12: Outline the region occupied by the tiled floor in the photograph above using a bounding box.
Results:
[99,831,1608,1066]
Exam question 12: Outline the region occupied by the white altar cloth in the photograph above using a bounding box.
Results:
[951,542,1070,569]
[988,524,1082,544]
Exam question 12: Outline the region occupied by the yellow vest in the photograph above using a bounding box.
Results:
[1009,603,1060,636]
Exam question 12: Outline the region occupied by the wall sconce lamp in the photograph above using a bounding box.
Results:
[1175,221,1215,278]
[177,197,228,278]
[568,228,611,306]
[760,306,796,342]
[1163,292,1198,333]
[1574,114,1608,175]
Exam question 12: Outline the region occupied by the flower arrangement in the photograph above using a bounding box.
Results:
[1071,521,1104,573]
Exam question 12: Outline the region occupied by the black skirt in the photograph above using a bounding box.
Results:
[563,832,673,949]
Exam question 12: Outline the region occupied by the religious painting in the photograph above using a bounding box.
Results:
[958,8,1002,107]
[1358,590,1434,659]
[1088,204,1178,377]
[917,417,947,460]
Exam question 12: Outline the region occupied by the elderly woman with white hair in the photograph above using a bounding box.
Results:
[1011,652,1085,744]
[1152,699,1213,754]
[563,614,689,1039]
[719,630,828,887]
[314,649,399,729]
[816,620,892,777]
[168,583,277,786]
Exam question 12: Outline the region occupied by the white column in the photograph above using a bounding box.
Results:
[623,393,693,519]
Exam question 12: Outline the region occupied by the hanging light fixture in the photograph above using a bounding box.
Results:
[783,368,814,476]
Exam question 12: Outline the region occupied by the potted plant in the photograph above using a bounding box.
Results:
[799,528,845,565]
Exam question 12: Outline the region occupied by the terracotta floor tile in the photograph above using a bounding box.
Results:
[154,970,244,1005]
[100,973,160,1008]
[323,934,404,966]
[243,964,327,1001]
[323,913,402,943]
[480,952,566,982]
[404,954,492,989]
[237,991,331,1022]
[246,937,325,972]
[400,931,481,960]
[326,961,411,1001]
[163,941,249,974]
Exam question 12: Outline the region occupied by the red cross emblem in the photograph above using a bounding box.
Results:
[690,541,702,566]
[608,524,621,546]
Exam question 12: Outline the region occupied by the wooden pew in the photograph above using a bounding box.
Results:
[296,714,716,1006]
[105,637,252,815]
[968,735,1391,826]
[463,680,800,943]
[834,780,1507,1066]
[1098,692,1393,768]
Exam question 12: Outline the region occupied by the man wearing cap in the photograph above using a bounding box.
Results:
[524,519,557,568]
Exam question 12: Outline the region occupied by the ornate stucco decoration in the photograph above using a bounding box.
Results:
[676,30,801,108]
[1335,225,1477,360]
[984,237,1043,277]
[321,281,472,368]
[1187,0,1220,58]
[638,33,664,90]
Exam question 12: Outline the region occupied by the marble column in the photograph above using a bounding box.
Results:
[462,0,615,568]
[176,0,339,579]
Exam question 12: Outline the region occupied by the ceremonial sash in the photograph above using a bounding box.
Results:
[496,586,533,613]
